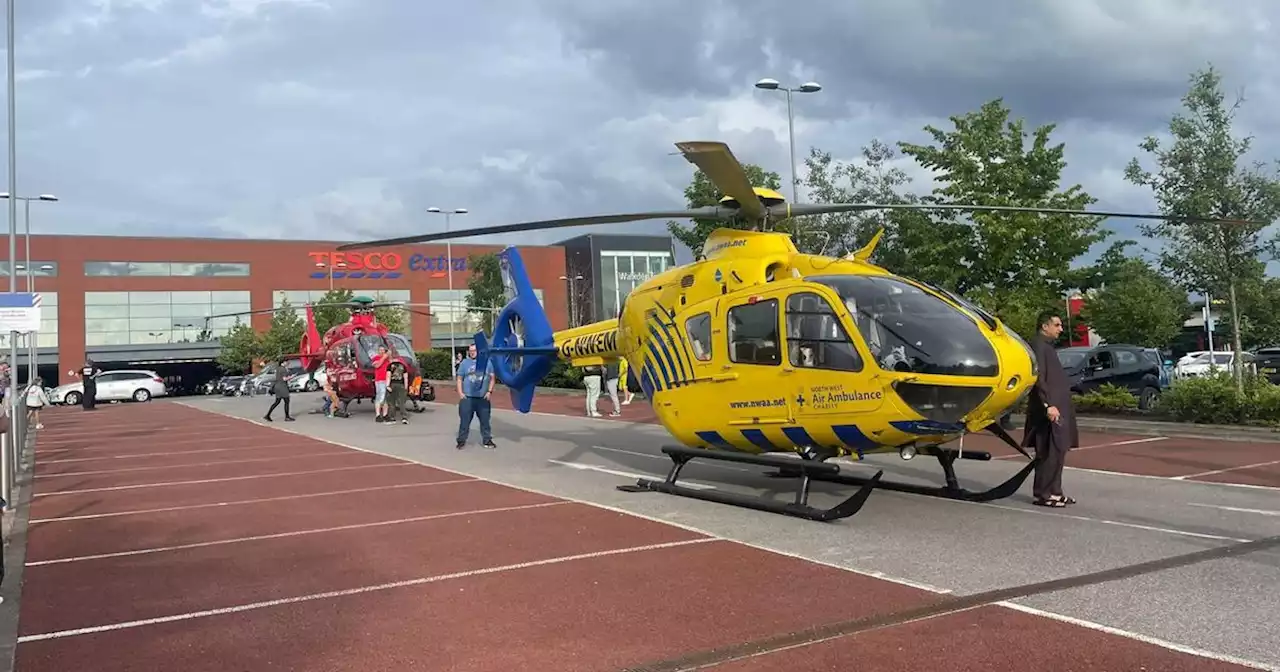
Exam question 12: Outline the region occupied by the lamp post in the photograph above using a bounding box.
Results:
[754,78,822,241]
[559,274,583,327]
[314,260,347,291]
[1,192,58,386]
[6,0,19,509]
[427,207,467,369]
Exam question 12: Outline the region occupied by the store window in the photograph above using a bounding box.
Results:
[600,250,674,318]
[84,261,251,277]
[428,288,543,342]
[84,290,251,345]
[0,261,58,277]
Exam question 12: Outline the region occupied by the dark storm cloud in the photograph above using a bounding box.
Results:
[5,0,1278,270]
[549,0,1279,130]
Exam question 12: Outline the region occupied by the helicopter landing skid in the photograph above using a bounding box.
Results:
[616,446,882,522]
[763,447,1038,503]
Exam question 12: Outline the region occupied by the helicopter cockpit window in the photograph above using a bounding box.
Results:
[808,275,998,377]
[684,312,712,361]
[355,334,390,366]
[727,299,780,366]
[785,292,862,372]
[384,333,413,357]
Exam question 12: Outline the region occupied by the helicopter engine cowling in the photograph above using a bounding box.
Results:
[474,247,558,413]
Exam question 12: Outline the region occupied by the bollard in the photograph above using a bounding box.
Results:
[1,432,10,511]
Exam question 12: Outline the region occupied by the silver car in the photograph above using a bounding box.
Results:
[50,369,169,405]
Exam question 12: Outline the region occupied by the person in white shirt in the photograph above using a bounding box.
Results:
[26,377,49,429]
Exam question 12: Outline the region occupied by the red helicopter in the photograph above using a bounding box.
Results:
[206,295,436,417]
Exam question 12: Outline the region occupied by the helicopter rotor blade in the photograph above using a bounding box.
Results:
[335,206,734,250]
[775,202,1270,225]
[203,306,290,321]
[674,141,766,222]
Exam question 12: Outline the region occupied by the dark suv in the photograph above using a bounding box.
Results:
[1056,344,1164,410]
[1255,347,1280,384]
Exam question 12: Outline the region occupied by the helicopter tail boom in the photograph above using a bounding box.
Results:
[551,320,622,367]
[298,304,324,371]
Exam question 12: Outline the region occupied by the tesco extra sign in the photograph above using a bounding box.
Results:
[308,251,468,280]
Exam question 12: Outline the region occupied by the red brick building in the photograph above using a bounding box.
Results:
[2,234,574,385]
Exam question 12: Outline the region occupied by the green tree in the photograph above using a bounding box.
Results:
[313,288,355,336]
[1221,277,1280,350]
[896,98,1111,328]
[797,141,968,287]
[464,252,506,332]
[668,164,783,257]
[260,298,305,361]
[371,292,409,334]
[216,318,260,374]
[1123,65,1280,390]
[1078,259,1190,348]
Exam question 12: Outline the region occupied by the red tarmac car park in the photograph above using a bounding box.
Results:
[3,391,1277,672]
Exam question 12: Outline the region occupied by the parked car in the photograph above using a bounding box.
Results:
[1174,351,1255,379]
[50,369,168,405]
[1255,347,1280,384]
[288,365,328,392]
[218,376,246,395]
[1056,344,1164,410]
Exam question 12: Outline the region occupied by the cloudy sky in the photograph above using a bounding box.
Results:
[7,0,1280,267]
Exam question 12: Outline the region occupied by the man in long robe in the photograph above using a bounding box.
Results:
[1021,311,1078,507]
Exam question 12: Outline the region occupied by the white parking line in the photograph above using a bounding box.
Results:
[32,463,416,497]
[17,537,717,643]
[994,436,1169,460]
[547,460,717,490]
[37,444,316,463]
[1187,503,1280,517]
[27,501,573,566]
[590,444,752,472]
[1171,459,1280,480]
[972,501,1250,543]
[36,428,251,447]
[29,479,480,524]
[35,451,357,478]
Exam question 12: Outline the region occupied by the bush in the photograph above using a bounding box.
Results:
[1155,372,1280,426]
[1072,383,1139,414]
[541,361,584,389]
[415,349,455,380]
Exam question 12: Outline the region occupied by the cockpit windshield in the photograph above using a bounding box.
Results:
[352,333,415,368]
[384,333,413,357]
[809,275,999,377]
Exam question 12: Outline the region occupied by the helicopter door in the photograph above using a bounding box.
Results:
[782,290,884,454]
[717,291,793,444]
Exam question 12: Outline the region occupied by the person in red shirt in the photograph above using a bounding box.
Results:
[372,345,392,422]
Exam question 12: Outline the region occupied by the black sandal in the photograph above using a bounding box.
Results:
[1033,498,1066,507]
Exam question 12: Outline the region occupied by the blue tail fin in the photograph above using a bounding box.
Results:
[472,247,557,413]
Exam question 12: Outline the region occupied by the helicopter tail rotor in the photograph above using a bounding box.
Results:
[474,246,559,413]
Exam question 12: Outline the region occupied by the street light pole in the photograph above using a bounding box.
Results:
[2,193,59,386]
[559,274,583,327]
[427,207,467,371]
[7,0,20,473]
[754,78,822,242]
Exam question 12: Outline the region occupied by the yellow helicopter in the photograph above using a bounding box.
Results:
[339,140,1248,522]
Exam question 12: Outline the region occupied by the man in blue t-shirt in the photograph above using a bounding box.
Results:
[455,344,496,449]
